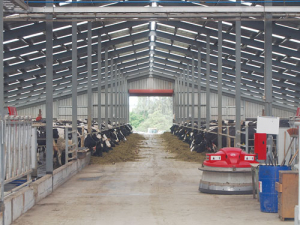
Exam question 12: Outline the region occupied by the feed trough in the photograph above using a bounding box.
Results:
[199,147,258,195]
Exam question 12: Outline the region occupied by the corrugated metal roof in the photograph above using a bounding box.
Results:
[2,0,300,110]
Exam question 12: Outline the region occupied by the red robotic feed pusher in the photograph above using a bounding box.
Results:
[204,147,258,168]
[199,147,259,195]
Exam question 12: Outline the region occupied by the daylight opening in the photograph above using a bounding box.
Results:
[129,96,173,133]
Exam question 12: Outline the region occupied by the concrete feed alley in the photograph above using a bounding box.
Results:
[13,134,283,225]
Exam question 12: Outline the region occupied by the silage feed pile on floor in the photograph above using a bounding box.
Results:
[91,133,146,165]
[161,132,206,164]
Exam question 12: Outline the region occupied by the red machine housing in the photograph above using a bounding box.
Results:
[204,147,258,168]
[254,133,267,160]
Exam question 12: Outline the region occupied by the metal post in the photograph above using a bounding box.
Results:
[115,64,118,126]
[178,73,181,124]
[127,78,129,124]
[246,126,249,153]
[125,78,129,123]
[177,73,179,124]
[65,127,68,164]
[87,21,92,134]
[121,75,123,125]
[123,76,126,124]
[191,57,195,127]
[197,47,201,127]
[235,17,241,146]
[218,21,223,149]
[181,71,184,125]
[97,34,102,128]
[121,74,124,125]
[105,48,109,129]
[176,77,179,124]
[206,34,211,130]
[110,57,113,125]
[45,6,53,174]
[118,69,121,126]
[0,0,3,118]
[174,78,177,123]
[186,64,190,123]
[264,3,273,116]
[0,0,4,220]
[72,4,77,144]
[183,69,186,124]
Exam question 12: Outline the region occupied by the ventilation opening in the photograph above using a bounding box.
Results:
[129,96,173,133]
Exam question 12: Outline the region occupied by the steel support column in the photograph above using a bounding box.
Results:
[110,58,114,124]
[45,5,53,174]
[183,70,186,124]
[97,34,102,127]
[206,34,211,130]
[118,69,121,125]
[105,48,109,129]
[197,47,201,127]
[173,81,176,123]
[126,78,129,123]
[72,1,77,143]
[122,75,124,124]
[176,77,179,123]
[124,77,127,123]
[0,1,3,118]
[264,4,273,116]
[235,18,241,146]
[115,64,118,125]
[0,1,4,221]
[177,77,180,123]
[87,21,92,133]
[123,76,125,124]
[178,71,181,124]
[191,56,195,127]
[174,78,177,123]
[218,21,223,150]
[187,64,190,123]
[119,73,122,125]
[180,71,183,124]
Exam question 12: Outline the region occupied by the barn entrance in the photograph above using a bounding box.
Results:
[129,89,174,133]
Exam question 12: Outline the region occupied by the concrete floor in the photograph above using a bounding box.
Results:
[13,134,290,225]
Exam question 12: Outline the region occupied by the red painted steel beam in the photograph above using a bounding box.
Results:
[128,89,174,96]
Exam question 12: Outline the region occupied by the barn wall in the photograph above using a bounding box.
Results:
[181,92,294,121]
[17,77,295,120]
[128,77,174,89]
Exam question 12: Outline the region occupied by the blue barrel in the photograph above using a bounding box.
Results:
[259,165,291,213]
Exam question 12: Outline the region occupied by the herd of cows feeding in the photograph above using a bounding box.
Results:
[170,120,258,153]
[36,119,133,166]
[35,117,289,167]
[170,119,290,154]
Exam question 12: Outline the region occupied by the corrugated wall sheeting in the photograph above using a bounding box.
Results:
[128,77,174,89]
[17,77,295,120]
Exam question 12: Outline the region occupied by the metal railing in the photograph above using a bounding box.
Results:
[236,126,249,153]
[64,127,78,163]
[3,115,33,186]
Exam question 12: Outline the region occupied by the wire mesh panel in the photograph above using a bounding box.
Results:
[3,115,32,185]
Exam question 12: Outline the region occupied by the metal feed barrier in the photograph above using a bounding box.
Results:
[0,116,34,197]
[177,123,253,152]
[64,127,78,163]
